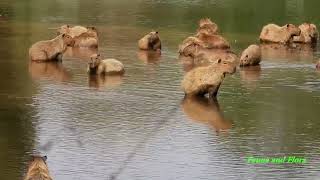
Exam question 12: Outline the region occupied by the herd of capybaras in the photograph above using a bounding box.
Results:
[29,18,320,100]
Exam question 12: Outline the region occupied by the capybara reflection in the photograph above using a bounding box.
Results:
[29,62,71,82]
[29,34,74,62]
[259,24,301,44]
[293,23,318,44]
[240,65,261,91]
[89,75,123,89]
[87,54,125,75]
[181,96,232,131]
[137,50,161,64]
[138,31,161,51]
[240,44,261,66]
[181,59,236,99]
[24,155,52,180]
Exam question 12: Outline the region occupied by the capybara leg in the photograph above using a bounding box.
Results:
[153,41,161,50]
[55,53,63,62]
[209,84,220,99]
[31,51,47,61]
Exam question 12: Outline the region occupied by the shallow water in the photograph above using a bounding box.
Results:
[1,0,320,180]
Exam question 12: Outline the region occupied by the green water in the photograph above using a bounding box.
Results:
[1,0,320,179]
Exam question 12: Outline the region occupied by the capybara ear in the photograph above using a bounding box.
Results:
[156,31,159,34]
[42,156,47,162]
[62,33,66,37]
[67,25,70,28]
[286,24,289,28]
[217,59,222,63]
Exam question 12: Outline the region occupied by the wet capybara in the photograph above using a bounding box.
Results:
[29,34,75,62]
[87,54,125,75]
[196,18,219,36]
[57,25,88,38]
[24,155,52,180]
[293,23,318,44]
[181,59,236,98]
[138,31,161,51]
[239,44,261,66]
[259,24,301,44]
[73,26,99,48]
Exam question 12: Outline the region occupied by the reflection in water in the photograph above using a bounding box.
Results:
[88,75,123,89]
[181,96,232,132]
[240,65,261,90]
[261,43,315,61]
[29,62,71,82]
[137,50,161,64]
[64,47,98,60]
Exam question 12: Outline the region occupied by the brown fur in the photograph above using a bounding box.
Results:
[29,34,75,62]
[87,54,125,75]
[24,155,52,180]
[293,23,318,44]
[57,25,88,38]
[181,59,236,98]
[73,27,99,48]
[240,44,261,66]
[259,24,301,44]
[196,18,219,36]
[194,48,238,66]
[138,31,161,51]
[181,96,232,131]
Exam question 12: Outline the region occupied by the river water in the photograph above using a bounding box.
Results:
[1,0,320,179]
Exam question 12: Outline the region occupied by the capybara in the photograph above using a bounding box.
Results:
[197,33,230,49]
[316,60,320,69]
[29,34,75,62]
[57,25,88,38]
[73,26,99,48]
[181,59,236,98]
[87,54,125,75]
[293,23,318,44]
[138,31,161,51]
[24,155,52,180]
[259,24,301,44]
[239,44,261,66]
[181,96,232,132]
[196,18,219,36]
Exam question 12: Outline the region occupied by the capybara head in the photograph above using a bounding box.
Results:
[301,23,318,43]
[86,26,98,37]
[88,53,101,70]
[57,24,70,35]
[62,33,75,46]
[28,155,47,166]
[286,24,301,36]
[147,31,160,44]
[196,18,218,36]
[216,59,236,75]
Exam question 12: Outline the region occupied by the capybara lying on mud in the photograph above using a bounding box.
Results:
[259,24,301,44]
[29,34,75,62]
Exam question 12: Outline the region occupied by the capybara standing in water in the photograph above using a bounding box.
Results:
[196,18,219,36]
[239,44,261,66]
[24,155,52,180]
[259,24,301,44]
[29,34,75,62]
[138,31,161,51]
[293,23,318,44]
[87,54,125,75]
[181,59,236,99]
[57,25,88,38]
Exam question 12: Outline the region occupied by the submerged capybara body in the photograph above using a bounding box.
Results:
[138,31,161,51]
[29,34,75,62]
[181,59,236,98]
[240,44,261,66]
[87,54,125,75]
[293,23,318,44]
[196,18,219,36]
[73,27,99,48]
[24,155,52,180]
[259,24,301,44]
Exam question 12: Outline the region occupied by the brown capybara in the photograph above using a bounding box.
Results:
[240,44,261,66]
[87,54,125,75]
[316,60,320,69]
[73,26,99,48]
[293,23,318,44]
[24,155,52,180]
[29,62,71,82]
[259,24,301,44]
[181,59,236,98]
[197,33,230,49]
[29,34,75,62]
[57,25,88,38]
[64,46,98,59]
[194,48,237,66]
[196,18,219,36]
[138,31,161,51]
[181,96,232,132]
